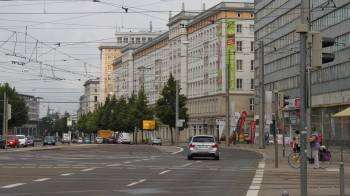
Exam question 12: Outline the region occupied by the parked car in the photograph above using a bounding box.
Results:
[83,137,91,144]
[104,137,115,144]
[7,135,20,148]
[117,132,131,144]
[16,135,27,147]
[0,135,5,149]
[43,136,56,145]
[62,133,71,144]
[151,137,162,146]
[187,135,220,160]
[26,136,35,147]
[95,137,103,144]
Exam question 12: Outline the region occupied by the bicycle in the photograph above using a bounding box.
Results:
[288,145,332,169]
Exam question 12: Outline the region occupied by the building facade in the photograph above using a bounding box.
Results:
[17,94,40,134]
[255,0,350,143]
[112,2,255,142]
[78,78,100,115]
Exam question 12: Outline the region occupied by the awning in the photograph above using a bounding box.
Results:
[333,107,350,118]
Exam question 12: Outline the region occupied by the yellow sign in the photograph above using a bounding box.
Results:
[143,120,156,130]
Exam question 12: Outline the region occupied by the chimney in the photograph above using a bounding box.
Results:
[202,3,206,11]
[182,2,185,11]
[149,21,153,32]
[169,11,172,19]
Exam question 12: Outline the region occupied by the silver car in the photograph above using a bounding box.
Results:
[187,135,219,160]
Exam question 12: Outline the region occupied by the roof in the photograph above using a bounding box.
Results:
[187,2,254,27]
[333,107,350,117]
[98,43,123,50]
[83,78,100,86]
[133,31,169,55]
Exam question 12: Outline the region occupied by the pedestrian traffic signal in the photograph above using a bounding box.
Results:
[311,32,335,68]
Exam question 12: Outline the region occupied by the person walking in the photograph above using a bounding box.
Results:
[309,127,320,169]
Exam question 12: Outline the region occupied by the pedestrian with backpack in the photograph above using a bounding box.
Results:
[309,127,320,169]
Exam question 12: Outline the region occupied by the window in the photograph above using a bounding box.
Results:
[117,37,122,43]
[251,60,254,71]
[237,24,242,33]
[237,60,243,71]
[94,96,98,102]
[251,41,254,52]
[131,37,135,44]
[249,98,254,111]
[236,78,243,89]
[237,41,242,51]
[123,37,128,43]
[94,89,97,92]
[249,24,254,32]
[136,37,141,44]
[251,79,254,90]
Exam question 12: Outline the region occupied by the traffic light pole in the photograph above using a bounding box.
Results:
[2,91,8,148]
[259,41,265,149]
[299,0,309,195]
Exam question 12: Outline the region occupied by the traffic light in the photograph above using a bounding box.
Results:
[311,32,335,68]
[278,93,290,109]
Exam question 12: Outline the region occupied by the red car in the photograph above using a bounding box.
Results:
[7,135,20,148]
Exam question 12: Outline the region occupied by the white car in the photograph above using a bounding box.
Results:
[16,135,27,147]
[187,135,220,160]
[95,137,103,144]
[151,137,162,145]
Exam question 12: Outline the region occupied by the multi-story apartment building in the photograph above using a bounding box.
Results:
[99,31,163,102]
[78,78,100,115]
[112,2,255,141]
[99,44,122,102]
[186,2,255,137]
[255,0,350,143]
[133,32,170,104]
[17,94,40,134]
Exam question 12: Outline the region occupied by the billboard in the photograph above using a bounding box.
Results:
[226,19,236,90]
[143,120,156,130]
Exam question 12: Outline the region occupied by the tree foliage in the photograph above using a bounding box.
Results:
[0,83,28,129]
[155,74,188,144]
[77,92,154,135]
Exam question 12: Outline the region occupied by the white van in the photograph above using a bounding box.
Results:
[118,132,131,144]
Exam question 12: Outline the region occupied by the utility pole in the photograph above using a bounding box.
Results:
[297,0,310,195]
[259,41,265,149]
[2,90,8,148]
[225,50,230,147]
[274,91,279,168]
[175,80,179,145]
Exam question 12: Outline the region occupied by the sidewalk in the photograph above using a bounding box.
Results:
[228,144,350,196]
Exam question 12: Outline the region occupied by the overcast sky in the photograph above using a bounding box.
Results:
[0,0,251,117]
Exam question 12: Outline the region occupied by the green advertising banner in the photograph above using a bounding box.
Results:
[226,20,236,90]
[216,20,223,91]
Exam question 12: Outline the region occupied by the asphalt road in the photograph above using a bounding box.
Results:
[0,144,262,196]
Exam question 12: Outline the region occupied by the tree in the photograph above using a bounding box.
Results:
[155,74,188,144]
[134,88,154,143]
[0,83,28,129]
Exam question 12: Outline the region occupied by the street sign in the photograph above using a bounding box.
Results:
[143,120,156,130]
[7,104,11,120]
[67,117,72,127]
[176,119,185,128]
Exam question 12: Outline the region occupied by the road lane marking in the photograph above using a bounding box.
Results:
[33,178,51,182]
[181,163,192,167]
[134,160,141,162]
[326,168,339,172]
[60,173,73,176]
[1,183,26,189]
[81,167,96,172]
[123,161,131,164]
[107,163,121,167]
[159,170,171,175]
[126,179,146,187]
[245,161,265,196]
[142,159,150,161]
[171,147,184,154]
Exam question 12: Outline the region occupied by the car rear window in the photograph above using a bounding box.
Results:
[192,136,215,143]
[17,136,25,139]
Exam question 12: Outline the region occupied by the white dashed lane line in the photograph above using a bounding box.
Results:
[126,179,146,187]
[1,183,26,189]
[33,178,51,182]
[107,163,121,167]
[181,163,192,167]
[60,173,73,176]
[80,167,96,172]
[123,161,131,164]
[159,170,171,175]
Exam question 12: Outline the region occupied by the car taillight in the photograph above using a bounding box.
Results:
[189,144,195,148]
[212,144,219,148]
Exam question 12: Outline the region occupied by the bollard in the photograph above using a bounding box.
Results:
[282,190,289,196]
